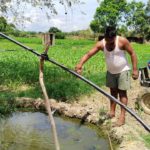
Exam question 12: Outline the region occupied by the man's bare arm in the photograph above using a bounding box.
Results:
[75,41,103,74]
[123,38,138,79]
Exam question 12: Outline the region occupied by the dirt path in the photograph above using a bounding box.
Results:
[77,79,150,150]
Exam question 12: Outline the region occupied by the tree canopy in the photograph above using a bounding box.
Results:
[49,27,62,33]
[145,0,150,39]
[90,0,128,32]
[90,0,150,40]
[0,16,16,32]
[126,1,147,36]
[49,27,65,39]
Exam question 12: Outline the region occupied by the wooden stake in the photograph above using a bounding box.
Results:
[39,34,60,150]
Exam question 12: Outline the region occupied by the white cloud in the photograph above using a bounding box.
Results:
[14,0,99,32]
[50,18,64,27]
[5,0,148,32]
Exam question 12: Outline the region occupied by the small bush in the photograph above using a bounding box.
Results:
[56,32,65,39]
[143,135,150,148]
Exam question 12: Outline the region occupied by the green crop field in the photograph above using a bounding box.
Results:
[0,36,149,104]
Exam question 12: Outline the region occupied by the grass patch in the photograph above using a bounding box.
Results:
[0,36,149,103]
[0,91,17,115]
[143,135,150,148]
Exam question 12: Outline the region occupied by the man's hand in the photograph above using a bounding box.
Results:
[132,70,139,80]
[75,64,83,74]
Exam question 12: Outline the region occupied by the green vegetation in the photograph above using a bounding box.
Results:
[0,16,38,38]
[65,29,95,40]
[143,135,150,148]
[0,37,105,102]
[90,0,150,40]
[49,27,66,39]
[0,37,149,113]
[90,0,128,33]
[0,17,16,33]
[0,92,16,116]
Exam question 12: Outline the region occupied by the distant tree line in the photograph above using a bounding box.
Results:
[64,29,95,40]
[0,17,37,37]
[0,17,66,39]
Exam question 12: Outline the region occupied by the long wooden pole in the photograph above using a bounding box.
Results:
[39,35,60,150]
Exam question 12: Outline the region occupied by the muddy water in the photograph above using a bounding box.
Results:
[0,112,110,150]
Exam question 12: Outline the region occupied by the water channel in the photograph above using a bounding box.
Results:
[0,112,110,150]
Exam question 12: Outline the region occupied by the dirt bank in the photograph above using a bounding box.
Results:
[16,79,150,150]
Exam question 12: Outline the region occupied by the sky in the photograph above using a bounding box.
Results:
[7,0,148,32]
[18,0,99,32]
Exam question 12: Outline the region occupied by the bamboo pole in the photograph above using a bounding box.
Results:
[39,34,60,150]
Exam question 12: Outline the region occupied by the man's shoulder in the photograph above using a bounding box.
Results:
[118,36,129,44]
[118,35,127,41]
[96,40,104,49]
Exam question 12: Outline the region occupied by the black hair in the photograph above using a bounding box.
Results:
[104,26,117,38]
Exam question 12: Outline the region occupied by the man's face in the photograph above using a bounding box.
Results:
[105,36,116,45]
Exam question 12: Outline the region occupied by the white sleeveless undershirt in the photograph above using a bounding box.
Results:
[103,36,130,74]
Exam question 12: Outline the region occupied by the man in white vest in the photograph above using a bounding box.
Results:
[75,26,139,126]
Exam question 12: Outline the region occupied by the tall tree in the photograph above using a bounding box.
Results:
[90,0,150,40]
[90,20,100,33]
[146,0,150,13]
[145,0,150,40]
[0,17,7,32]
[49,27,61,33]
[126,1,147,37]
[90,0,128,33]
[0,16,16,32]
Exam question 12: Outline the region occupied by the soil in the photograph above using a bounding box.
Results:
[16,79,150,150]
[75,79,150,150]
